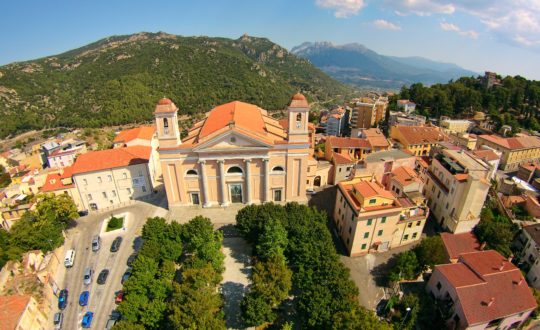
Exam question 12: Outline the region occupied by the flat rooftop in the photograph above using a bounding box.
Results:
[365,149,412,163]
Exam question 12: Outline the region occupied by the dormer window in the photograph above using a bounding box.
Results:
[164,118,169,135]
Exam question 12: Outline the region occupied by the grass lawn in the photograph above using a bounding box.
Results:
[106,216,124,232]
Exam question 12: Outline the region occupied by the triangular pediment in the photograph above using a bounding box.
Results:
[193,130,272,151]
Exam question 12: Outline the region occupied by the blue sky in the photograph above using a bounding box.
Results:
[1,0,540,79]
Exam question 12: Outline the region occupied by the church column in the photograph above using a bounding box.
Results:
[263,158,270,203]
[198,160,211,207]
[217,160,229,206]
[244,159,252,204]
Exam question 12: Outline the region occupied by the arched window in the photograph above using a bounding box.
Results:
[186,169,198,176]
[272,166,284,172]
[227,166,243,174]
[163,118,169,134]
[296,113,302,128]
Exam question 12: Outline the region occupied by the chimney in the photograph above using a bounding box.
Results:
[498,261,505,271]
[480,242,487,250]
[487,297,495,307]
[507,254,513,263]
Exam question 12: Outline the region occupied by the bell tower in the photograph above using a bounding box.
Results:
[287,93,310,143]
[154,98,181,148]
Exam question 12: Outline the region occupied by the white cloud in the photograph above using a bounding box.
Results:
[315,0,365,18]
[384,0,455,16]
[373,19,402,30]
[440,22,478,39]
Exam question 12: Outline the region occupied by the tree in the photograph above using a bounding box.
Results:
[35,193,78,226]
[255,218,288,261]
[474,218,517,257]
[333,304,392,330]
[388,251,419,282]
[182,216,224,272]
[413,236,447,271]
[241,293,275,327]
[0,165,11,188]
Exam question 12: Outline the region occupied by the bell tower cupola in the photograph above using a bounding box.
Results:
[287,93,310,143]
[154,98,181,148]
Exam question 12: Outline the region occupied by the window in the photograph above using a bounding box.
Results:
[296,113,302,128]
[102,192,107,198]
[83,179,88,185]
[377,230,383,236]
[111,190,117,197]
[186,169,198,176]
[348,226,352,234]
[367,219,373,226]
[346,238,350,245]
[403,234,409,240]
[412,232,418,239]
[364,232,369,239]
[142,186,147,193]
[369,198,377,204]
[416,221,421,226]
[437,191,441,198]
[274,189,282,202]
[227,166,243,174]
[361,243,367,250]
[272,166,284,172]
[107,175,112,182]
[87,194,92,201]
[97,176,102,183]
[127,188,132,194]
[340,196,343,202]
[123,172,127,179]
[163,118,169,134]
[381,217,387,224]
[436,281,442,291]
[138,170,143,177]
[445,202,449,209]
[339,168,342,173]
[407,222,412,228]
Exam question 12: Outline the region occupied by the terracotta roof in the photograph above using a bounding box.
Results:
[114,125,156,144]
[0,295,31,330]
[327,136,371,149]
[199,101,267,139]
[289,93,309,108]
[391,166,420,187]
[154,98,179,114]
[353,180,395,200]
[393,125,447,145]
[479,134,540,150]
[416,156,431,168]
[40,168,75,192]
[363,128,390,148]
[472,149,500,162]
[434,250,537,326]
[333,153,355,165]
[72,146,151,175]
[440,232,482,261]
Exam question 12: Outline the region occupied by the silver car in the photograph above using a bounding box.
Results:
[91,235,101,252]
[53,312,63,330]
[83,268,93,285]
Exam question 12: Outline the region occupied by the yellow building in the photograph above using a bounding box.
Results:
[156,94,311,207]
[439,117,473,134]
[476,134,540,171]
[349,97,388,129]
[390,125,447,156]
[40,167,84,211]
[448,132,478,150]
[334,178,427,256]
[0,295,47,330]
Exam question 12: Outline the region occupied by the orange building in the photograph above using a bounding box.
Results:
[156,94,311,207]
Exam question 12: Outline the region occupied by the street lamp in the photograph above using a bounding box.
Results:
[399,307,412,330]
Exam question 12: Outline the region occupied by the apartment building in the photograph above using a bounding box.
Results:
[349,97,388,129]
[0,295,48,330]
[353,149,416,186]
[476,134,540,171]
[40,166,84,211]
[325,107,348,137]
[423,149,491,233]
[447,132,477,150]
[427,250,536,330]
[72,146,154,211]
[390,125,447,156]
[334,179,427,256]
[396,99,416,114]
[514,223,540,289]
[388,112,426,127]
[439,117,473,134]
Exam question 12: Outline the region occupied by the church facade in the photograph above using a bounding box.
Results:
[155,94,311,207]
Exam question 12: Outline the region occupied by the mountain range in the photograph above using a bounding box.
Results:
[0,32,352,139]
[290,42,478,89]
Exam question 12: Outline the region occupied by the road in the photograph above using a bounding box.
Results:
[55,196,167,330]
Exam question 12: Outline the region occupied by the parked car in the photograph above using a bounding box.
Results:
[110,237,123,252]
[110,310,121,320]
[81,312,94,328]
[79,291,89,306]
[64,249,75,268]
[58,289,68,310]
[105,318,116,330]
[78,210,89,217]
[83,268,93,285]
[97,269,110,285]
[121,270,131,284]
[53,312,63,330]
[91,235,101,252]
[127,253,137,267]
[115,291,124,304]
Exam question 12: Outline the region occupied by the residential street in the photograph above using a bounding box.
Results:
[55,195,167,330]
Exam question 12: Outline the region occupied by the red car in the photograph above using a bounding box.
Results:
[115,291,124,304]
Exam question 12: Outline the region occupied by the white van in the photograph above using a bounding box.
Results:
[64,250,75,268]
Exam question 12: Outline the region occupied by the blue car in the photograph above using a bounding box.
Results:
[58,289,68,310]
[82,312,94,328]
[79,291,89,306]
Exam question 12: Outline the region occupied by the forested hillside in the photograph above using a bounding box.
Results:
[398,75,540,132]
[0,32,352,138]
